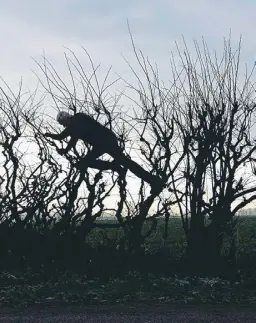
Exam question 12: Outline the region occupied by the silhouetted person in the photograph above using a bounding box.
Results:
[45,111,163,192]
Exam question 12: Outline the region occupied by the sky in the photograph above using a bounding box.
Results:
[0,0,256,212]
[0,0,255,90]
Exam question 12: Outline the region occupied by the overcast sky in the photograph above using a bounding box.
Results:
[0,0,256,211]
[0,0,255,91]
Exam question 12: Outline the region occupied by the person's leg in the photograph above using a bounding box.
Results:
[116,153,164,193]
[75,149,103,171]
[75,149,127,178]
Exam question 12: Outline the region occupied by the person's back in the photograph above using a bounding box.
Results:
[69,113,120,155]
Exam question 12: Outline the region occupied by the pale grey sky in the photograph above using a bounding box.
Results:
[0,0,256,212]
[0,0,255,89]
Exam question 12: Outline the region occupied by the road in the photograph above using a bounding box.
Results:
[0,304,255,322]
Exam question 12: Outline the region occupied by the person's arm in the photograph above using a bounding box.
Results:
[44,127,78,154]
[58,136,78,155]
[44,127,70,140]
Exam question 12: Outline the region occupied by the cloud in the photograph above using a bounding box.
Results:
[0,0,254,118]
[0,0,253,89]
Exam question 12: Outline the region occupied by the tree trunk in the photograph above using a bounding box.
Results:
[126,218,145,254]
[186,221,223,275]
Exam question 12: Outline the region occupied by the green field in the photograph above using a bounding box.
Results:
[87,216,256,259]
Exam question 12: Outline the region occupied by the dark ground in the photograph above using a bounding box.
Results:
[0,304,256,323]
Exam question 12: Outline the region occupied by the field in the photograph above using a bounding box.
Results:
[0,215,256,306]
[88,215,256,259]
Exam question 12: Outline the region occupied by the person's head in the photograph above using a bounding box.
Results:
[56,111,72,127]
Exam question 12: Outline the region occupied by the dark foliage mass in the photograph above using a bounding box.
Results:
[0,36,256,280]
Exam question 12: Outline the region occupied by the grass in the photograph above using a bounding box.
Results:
[0,215,256,306]
[0,270,256,306]
[88,215,256,258]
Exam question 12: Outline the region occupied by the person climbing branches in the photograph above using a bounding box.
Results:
[44,111,163,193]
